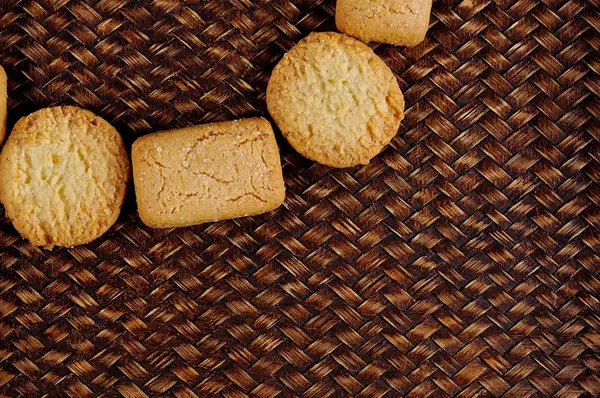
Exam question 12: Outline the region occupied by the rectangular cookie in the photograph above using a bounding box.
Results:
[336,0,432,47]
[132,118,285,228]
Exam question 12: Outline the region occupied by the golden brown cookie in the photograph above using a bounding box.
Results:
[267,32,404,168]
[0,106,130,249]
[132,118,285,229]
[336,0,432,47]
[0,65,7,147]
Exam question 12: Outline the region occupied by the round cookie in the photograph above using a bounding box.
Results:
[267,32,404,168]
[0,106,130,249]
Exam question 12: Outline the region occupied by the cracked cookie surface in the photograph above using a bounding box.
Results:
[267,32,404,168]
[0,106,130,249]
[132,118,285,228]
[336,0,432,46]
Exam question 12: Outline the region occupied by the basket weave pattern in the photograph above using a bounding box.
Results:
[1,0,600,396]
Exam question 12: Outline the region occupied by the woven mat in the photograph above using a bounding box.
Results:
[1,0,600,396]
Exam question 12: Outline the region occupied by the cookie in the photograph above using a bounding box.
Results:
[0,65,7,147]
[132,118,285,229]
[267,32,404,168]
[336,0,432,47]
[0,106,130,249]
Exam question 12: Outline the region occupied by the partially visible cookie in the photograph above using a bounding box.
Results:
[0,106,130,249]
[0,65,7,146]
[336,0,432,47]
[267,32,404,168]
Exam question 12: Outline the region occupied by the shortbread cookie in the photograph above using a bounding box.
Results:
[336,0,432,47]
[0,106,130,249]
[132,118,285,228]
[0,66,7,146]
[267,32,404,168]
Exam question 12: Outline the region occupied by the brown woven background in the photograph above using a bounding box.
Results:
[1,0,600,396]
